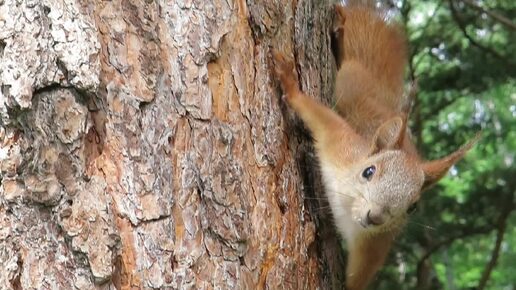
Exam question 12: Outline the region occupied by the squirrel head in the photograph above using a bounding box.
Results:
[345,150,424,232]
[334,117,479,233]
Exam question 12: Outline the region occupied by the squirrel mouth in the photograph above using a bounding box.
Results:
[358,220,384,229]
[358,220,370,229]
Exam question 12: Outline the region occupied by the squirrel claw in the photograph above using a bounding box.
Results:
[272,50,294,74]
[272,50,298,99]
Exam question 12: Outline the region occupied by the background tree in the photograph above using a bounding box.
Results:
[373,0,515,289]
[0,1,345,289]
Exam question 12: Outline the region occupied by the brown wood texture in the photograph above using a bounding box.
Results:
[0,0,344,289]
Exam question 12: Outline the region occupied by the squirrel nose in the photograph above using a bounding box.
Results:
[366,208,385,226]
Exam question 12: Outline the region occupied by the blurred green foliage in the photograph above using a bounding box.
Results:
[372,0,516,289]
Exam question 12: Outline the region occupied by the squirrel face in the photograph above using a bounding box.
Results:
[345,150,424,232]
[272,44,479,290]
[309,114,479,236]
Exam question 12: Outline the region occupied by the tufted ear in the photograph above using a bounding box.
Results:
[370,116,406,154]
[334,5,347,31]
[332,5,347,68]
[422,133,481,191]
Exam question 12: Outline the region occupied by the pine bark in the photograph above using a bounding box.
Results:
[0,0,344,289]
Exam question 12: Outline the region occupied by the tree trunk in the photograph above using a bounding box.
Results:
[0,0,344,289]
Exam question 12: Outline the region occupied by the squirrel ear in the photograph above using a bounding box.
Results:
[421,133,481,190]
[332,5,347,69]
[334,5,347,30]
[370,116,406,154]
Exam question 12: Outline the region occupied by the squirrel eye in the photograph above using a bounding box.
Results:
[361,165,376,181]
[407,202,418,214]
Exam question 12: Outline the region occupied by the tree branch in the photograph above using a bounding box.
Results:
[415,201,515,290]
[417,226,493,270]
[425,95,460,121]
[477,201,515,290]
[448,0,506,60]
[458,0,516,31]
[410,0,445,62]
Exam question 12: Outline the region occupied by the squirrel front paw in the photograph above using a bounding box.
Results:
[272,50,299,101]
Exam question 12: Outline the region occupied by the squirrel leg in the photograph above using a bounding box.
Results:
[272,50,352,145]
[345,234,393,290]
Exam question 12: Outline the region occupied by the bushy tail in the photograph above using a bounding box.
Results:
[334,4,407,107]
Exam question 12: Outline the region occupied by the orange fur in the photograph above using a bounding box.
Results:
[272,4,479,290]
[346,232,394,290]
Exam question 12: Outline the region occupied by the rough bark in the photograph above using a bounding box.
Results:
[0,0,344,289]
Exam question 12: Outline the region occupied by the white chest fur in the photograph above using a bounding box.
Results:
[319,160,364,245]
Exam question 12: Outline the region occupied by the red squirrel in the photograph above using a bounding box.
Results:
[273,3,479,290]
